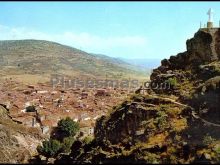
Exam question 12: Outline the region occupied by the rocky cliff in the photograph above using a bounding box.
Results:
[36,28,220,164]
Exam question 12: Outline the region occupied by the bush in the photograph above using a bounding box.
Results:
[37,139,61,158]
[26,105,36,112]
[203,135,215,146]
[214,145,220,155]
[166,77,178,88]
[82,136,94,145]
[61,137,75,153]
[57,117,80,137]
[155,111,169,129]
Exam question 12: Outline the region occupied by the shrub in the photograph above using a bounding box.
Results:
[166,77,178,88]
[155,111,169,129]
[57,117,80,137]
[203,135,216,146]
[214,145,220,155]
[61,137,75,153]
[26,105,36,112]
[82,136,94,145]
[37,139,61,158]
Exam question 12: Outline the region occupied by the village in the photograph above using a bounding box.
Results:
[0,78,136,138]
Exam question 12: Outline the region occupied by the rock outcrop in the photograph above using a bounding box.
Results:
[0,105,44,163]
[37,28,220,164]
[153,28,220,74]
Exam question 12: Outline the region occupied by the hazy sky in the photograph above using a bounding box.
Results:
[0,2,220,59]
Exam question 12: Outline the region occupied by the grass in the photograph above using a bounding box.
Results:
[170,118,187,132]
[143,132,168,148]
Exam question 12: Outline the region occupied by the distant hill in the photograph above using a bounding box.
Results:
[0,40,148,83]
[119,58,161,70]
[90,53,150,73]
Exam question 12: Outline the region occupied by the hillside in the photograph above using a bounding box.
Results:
[119,58,161,71]
[0,105,44,163]
[41,28,220,164]
[0,40,147,84]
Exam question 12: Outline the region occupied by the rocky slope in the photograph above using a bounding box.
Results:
[0,105,44,163]
[33,28,220,164]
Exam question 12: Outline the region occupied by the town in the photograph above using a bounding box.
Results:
[0,78,137,138]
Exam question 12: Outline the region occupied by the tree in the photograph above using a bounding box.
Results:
[57,117,80,137]
[37,139,61,158]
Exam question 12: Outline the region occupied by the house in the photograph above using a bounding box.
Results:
[23,90,33,95]
[13,116,38,127]
[37,90,48,94]
[93,115,100,120]
[42,126,50,134]
[41,119,58,128]
[51,91,58,95]
[79,120,95,137]
[73,118,78,122]
[81,92,88,99]
[21,109,26,113]
[83,117,91,121]
[95,89,111,97]
[27,85,35,89]
[80,127,94,137]
[95,89,106,96]
[25,102,31,108]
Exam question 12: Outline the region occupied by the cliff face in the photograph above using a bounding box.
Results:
[158,28,220,72]
[94,95,187,145]
[45,28,220,164]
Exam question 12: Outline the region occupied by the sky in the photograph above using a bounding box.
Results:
[0,2,220,60]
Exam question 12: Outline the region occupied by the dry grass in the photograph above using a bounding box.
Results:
[170,118,187,132]
[1,74,50,84]
[0,117,43,139]
[147,132,168,147]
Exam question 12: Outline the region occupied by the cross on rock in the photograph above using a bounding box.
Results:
[207,8,214,22]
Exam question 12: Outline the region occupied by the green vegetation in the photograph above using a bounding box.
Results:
[61,137,75,153]
[25,105,36,112]
[213,145,220,155]
[57,117,80,137]
[82,136,94,145]
[155,111,169,129]
[203,135,216,146]
[37,139,62,158]
[37,117,80,159]
[165,77,178,88]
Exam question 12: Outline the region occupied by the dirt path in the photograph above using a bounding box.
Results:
[147,94,220,127]
[192,111,220,127]
[147,94,189,108]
